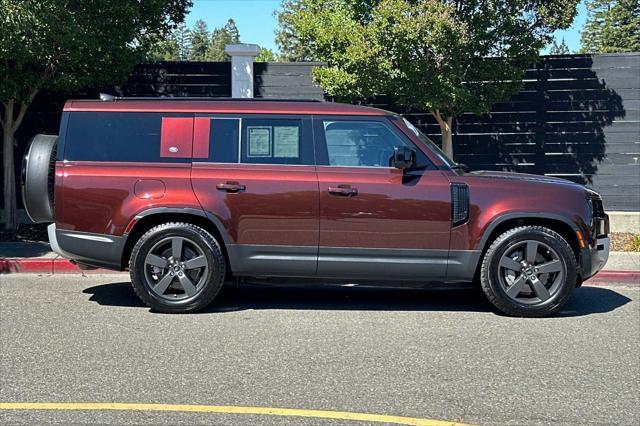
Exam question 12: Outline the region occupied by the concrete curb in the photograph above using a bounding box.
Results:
[585,270,640,285]
[0,257,121,275]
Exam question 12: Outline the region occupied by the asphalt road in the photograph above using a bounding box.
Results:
[0,274,638,425]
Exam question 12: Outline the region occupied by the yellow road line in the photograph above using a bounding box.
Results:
[0,402,472,426]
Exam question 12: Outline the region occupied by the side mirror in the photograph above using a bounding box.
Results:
[392,146,416,170]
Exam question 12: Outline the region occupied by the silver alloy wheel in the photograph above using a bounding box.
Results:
[497,240,566,305]
[143,236,209,301]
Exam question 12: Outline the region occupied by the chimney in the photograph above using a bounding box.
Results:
[225,43,260,98]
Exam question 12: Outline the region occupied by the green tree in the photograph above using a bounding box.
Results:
[275,0,316,61]
[174,22,192,61]
[147,34,180,61]
[286,0,579,158]
[256,48,277,62]
[549,37,571,55]
[205,19,241,61]
[580,0,640,53]
[189,19,210,60]
[0,0,191,229]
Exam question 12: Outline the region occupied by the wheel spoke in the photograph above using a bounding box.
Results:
[525,241,539,264]
[171,237,183,261]
[537,260,561,274]
[506,275,527,298]
[146,254,168,269]
[154,273,174,295]
[500,256,522,272]
[178,273,197,296]
[183,255,207,270]
[529,276,551,302]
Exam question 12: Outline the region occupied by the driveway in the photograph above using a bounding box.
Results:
[1,274,638,425]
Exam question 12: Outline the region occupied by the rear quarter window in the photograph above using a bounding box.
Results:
[64,112,191,162]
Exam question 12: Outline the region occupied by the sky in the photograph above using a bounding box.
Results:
[185,0,281,52]
[185,0,589,55]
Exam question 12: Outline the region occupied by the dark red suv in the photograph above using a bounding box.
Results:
[22,98,610,316]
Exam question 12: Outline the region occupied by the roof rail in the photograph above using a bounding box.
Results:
[97,95,323,103]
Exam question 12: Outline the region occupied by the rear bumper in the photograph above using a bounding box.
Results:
[580,236,610,281]
[48,224,126,271]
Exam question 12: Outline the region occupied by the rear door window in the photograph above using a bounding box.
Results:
[193,117,240,163]
[240,117,313,165]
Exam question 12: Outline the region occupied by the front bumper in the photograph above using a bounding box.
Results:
[580,236,610,281]
[47,223,126,270]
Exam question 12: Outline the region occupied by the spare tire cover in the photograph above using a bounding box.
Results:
[21,134,57,223]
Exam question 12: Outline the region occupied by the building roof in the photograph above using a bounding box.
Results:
[63,98,391,116]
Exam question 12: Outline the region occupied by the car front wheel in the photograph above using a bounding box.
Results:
[480,225,578,317]
[129,222,226,313]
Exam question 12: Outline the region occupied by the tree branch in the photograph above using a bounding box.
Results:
[432,109,445,127]
[11,88,39,133]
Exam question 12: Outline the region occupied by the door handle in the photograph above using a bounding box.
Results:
[216,181,246,193]
[328,185,358,197]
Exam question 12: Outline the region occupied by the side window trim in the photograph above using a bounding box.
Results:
[313,115,432,169]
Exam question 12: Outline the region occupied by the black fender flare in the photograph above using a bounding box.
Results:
[127,207,233,245]
[476,212,580,251]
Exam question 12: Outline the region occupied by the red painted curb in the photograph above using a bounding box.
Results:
[0,257,120,274]
[585,270,640,285]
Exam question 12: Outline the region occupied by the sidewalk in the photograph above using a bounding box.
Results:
[1,241,638,284]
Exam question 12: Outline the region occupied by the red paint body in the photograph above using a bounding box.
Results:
[52,99,599,278]
[56,162,198,235]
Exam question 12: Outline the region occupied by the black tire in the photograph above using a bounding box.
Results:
[21,134,57,223]
[480,225,577,317]
[129,222,226,313]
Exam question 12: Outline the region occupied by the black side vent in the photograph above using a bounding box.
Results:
[451,183,469,227]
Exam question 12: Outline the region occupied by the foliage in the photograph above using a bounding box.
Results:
[256,48,277,62]
[284,0,579,157]
[275,0,317,61]
[189,19,210,60]
[147,35,180,61]
[174,22,192,61]
[549,37,571,55]
[580,0,640,53]
[205,19,241,61]
[0,0,191,228]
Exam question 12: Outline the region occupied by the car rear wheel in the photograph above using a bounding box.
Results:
[129,222,226,313]
[480,225,577,317]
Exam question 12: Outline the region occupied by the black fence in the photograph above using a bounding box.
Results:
[3,53,639,211]
[380,53,639,211]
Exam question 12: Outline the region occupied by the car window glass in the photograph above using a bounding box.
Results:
[209,118,239,163]
[322,120,408,167]
[65,112,182,162]
[241,118,310,165]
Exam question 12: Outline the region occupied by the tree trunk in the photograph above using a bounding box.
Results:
[2,96,35,230]
[432,111,455,160]
[2,118,17,230]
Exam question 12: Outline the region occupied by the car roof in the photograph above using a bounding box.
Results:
[63,98,391,116]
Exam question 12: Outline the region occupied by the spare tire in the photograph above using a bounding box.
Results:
[21,134,58,223]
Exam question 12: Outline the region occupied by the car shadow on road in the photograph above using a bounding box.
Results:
[82,282,632,317]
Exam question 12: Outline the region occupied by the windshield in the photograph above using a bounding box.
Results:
[401,117,456,169]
